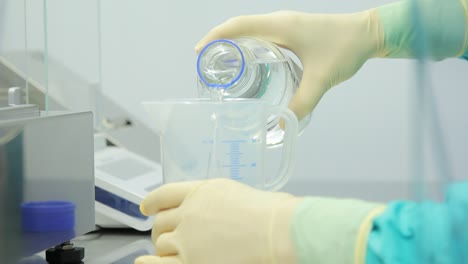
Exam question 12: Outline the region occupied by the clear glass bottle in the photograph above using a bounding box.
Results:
[197,37,311,146]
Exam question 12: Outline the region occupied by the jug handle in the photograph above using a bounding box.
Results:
[264,106,299,191]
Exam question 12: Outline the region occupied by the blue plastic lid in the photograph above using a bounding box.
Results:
[21,200,76,232]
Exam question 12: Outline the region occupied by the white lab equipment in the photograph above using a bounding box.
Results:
[94,135,163,231]
[197,37,310,146]
[143,98,298,191]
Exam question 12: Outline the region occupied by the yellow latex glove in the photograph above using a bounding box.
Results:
[195,10,385,121]
[134,179,302,264]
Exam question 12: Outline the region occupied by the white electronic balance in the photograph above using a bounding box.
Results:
[94,134,163,231]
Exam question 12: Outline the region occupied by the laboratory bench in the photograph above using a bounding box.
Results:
[36,228,154,264]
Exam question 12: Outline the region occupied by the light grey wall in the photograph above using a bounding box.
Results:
[3,0,468,199]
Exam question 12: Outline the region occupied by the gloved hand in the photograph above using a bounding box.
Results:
[134,179,302,264]
[195,10,386,121]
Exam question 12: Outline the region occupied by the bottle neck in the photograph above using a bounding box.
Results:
[197,39,246,90]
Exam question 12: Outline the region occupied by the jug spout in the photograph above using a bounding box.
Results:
[142,101,174,135]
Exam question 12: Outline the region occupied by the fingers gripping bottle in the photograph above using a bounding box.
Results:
[197,37,311,146]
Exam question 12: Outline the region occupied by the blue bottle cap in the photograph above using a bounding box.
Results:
[21,200,76,232]
[197,39,246,89]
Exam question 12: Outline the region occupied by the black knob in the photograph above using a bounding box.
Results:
[45,242,84,264]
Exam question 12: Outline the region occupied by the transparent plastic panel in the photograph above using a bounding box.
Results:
[39,0,102,124]
[0,0,37,107]
[408,1,468,262]
[96,0,164,163]
[0,1,101,120]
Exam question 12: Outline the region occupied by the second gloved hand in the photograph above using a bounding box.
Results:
[195,10,386,121]
[135,179,302,264]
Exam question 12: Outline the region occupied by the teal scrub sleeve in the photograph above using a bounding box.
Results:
[366,181,468,264]
[377,0,468,60]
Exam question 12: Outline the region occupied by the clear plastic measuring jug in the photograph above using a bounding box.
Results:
[142,99,298,191]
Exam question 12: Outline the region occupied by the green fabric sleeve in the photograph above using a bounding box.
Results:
[377,0,467,60]
[291,197,383,264]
